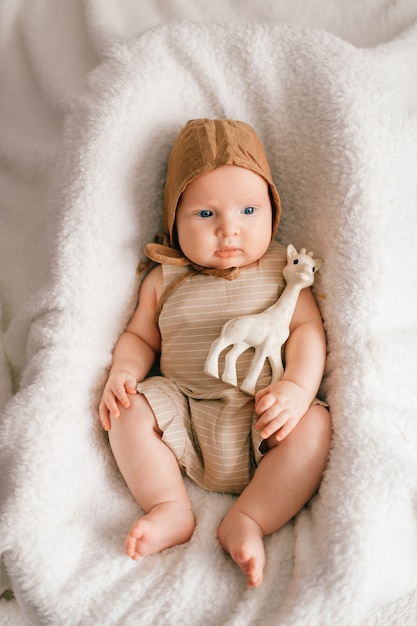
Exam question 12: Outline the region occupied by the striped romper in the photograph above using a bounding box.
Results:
[137,240,287,494]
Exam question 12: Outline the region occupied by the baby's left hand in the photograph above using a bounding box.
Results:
[254,380,311,442]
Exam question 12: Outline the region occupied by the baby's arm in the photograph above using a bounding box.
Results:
[254,287,326,442]
[99,266,162,431]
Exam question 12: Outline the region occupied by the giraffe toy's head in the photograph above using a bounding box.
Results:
[282,244,323,288]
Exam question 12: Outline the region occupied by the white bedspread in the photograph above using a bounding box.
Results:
[1,2,417,625]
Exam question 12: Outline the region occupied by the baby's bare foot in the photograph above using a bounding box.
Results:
[217,510,265,587]
[126,501,195,560]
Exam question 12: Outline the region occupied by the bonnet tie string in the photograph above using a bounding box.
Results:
[143,235,240,322]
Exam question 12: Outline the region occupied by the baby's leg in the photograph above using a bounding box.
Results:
[217,404,331,586]
[108,393,195,560]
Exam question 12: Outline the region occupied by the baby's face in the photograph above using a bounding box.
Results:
[175,165,273,270]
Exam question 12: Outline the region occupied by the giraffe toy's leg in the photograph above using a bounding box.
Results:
[222,342,250,387]
[205,337,229,379]
[240,349,268,396]
[268,352,284,385]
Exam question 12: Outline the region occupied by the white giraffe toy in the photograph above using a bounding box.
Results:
[204,244,323,396]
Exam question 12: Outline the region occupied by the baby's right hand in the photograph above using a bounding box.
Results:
[99,370,138,431]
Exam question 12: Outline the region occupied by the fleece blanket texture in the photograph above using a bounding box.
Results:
[1,2,417,625]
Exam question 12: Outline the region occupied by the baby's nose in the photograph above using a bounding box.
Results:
[216,218,239,237]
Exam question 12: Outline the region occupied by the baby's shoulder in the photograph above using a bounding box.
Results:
[261,239,287,270]
[140,264,164,300]
[268,239,286,256]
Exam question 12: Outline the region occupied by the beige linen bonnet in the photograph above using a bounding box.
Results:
[145,118,281,275]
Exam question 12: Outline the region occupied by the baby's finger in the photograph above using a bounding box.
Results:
[275,417,298,441]
[99,402,111,431]
[114,385,131,408]
[103,391,121,418]
[258,410,290,439]
[254,386,269,402]
[125,378,138,395]
[255,391,276,415]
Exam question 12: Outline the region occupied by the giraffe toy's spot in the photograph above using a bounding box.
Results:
[204,244,323,396]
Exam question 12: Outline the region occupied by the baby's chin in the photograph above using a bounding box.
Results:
[207,259,259,271]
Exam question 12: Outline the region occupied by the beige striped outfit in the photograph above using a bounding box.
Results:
[137,240,287,494]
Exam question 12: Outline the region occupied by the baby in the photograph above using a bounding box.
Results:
[99,118,332,587]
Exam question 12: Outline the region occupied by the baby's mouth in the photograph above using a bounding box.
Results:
[215,247,240,258]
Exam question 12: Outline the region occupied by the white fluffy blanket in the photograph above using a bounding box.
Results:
[1,2,417,625]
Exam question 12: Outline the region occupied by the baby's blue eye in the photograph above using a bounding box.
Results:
[242,206,255,215]
[198,210,213,218]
